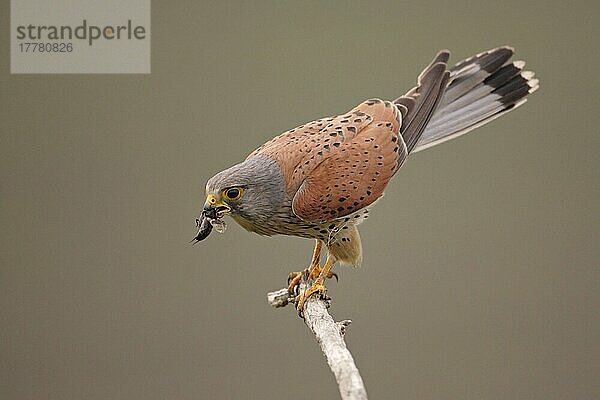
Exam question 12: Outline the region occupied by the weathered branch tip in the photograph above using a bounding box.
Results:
[267,280,368,400]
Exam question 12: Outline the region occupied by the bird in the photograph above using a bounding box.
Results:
[193,46,539,315]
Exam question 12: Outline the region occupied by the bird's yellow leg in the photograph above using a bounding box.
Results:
[296,254,335,316]
[287,240,322,294]
[309,240,323,273]
[306,241,337,281]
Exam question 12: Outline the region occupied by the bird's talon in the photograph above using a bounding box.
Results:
[287,271,299,286]
[287,271,303,295]
[295,282,327,317]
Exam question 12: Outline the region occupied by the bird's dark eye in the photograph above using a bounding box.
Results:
[223,187,243,201]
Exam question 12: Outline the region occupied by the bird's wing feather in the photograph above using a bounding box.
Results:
[394,52,451,152]
[291,101,406,223]
[254,51,450,224]
[248,108,376,193]
[291,51,450,224]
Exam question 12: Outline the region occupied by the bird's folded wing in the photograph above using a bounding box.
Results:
[247,109,375,193]
[291,52,451,224]
[291,117,406,224]
[394,51,451,152]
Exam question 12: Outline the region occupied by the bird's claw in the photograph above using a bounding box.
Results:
[287,266,338,297]
[295,281,327,318]
[287,271,303,296]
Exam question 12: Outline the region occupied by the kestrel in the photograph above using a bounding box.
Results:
[193,47,538,314]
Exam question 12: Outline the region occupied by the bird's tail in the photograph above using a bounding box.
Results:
[413,46,539,152]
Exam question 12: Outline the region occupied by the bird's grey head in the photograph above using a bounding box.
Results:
[192,155,285,242]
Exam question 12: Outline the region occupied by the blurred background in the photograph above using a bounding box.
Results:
[1,1,598,399]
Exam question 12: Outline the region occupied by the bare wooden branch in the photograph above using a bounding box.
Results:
[267,279,368,400]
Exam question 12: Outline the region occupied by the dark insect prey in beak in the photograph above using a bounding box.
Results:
[190,211,213,244]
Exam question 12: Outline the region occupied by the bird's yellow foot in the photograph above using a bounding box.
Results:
[295,280,327,317]
[287,265,337,296]
[287,270,304,295]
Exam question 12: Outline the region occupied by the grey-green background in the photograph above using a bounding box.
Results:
[1,1,598,399]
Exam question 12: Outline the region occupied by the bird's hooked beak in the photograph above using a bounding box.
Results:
[191,194,231,243]
[203,194,232,219]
